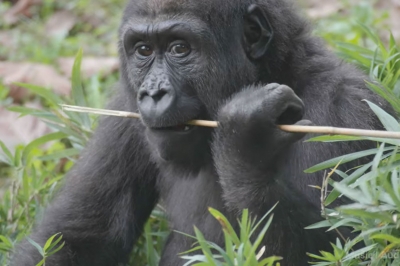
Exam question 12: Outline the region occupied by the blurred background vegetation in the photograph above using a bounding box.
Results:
[0,0,400,265]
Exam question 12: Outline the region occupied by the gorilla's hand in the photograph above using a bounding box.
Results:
[214,83,312,169]
[213,83,312,211]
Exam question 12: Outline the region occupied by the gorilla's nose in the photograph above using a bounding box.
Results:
[139,87,168,102]
[138,84,175,127]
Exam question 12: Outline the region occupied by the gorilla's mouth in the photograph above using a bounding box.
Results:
[146,112,204,133]
[155,124,195,132]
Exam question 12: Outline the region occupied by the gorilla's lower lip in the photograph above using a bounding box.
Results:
[152,124,195,132]
[146,114,203,132]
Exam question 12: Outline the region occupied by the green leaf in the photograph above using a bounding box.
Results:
[36,259,45,266]
[304,147,394,173]
[336,42,375,57]
[305,220,333,230]
[22,132,68,165]
[0,235,13,248]
[47,242,65,256]
[307,134,400,146]
[367,82,400,114]
[0,140,13,165]
[339,208,392,223]
[372,143,385,171]
[8,106,62,124]
[319,251,337,261]
[223,232,234,264]
[27,238,44,256]
[333,183,374,205]
[327,218,361,231]
[351,161,400,188]
[342,244,377,261]
[14,146,23,168]
[43,233,60,252]
[14,83,63,107]
[306,135,363,143]
[193,227,218,264]
[370,234,400,244]
[71,49,91,129]
[331,243,345,259]
[324,189,341,207]
[42,121,87,144]
[364,100,400,132]
[38,148,80,161]
[389,33,397,56]
[71,49,86,107]
[257,256,282,266]
[246,215,274,266]
[240,209,249,243]
[250,203,278,238]
[307,252,332,261]
[144,222,159,266]
[208,208,240,245]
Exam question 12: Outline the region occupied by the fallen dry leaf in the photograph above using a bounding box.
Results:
[302,0,400,40]
[45,10,77,38]
[0,31,15,53]
[3,0,42,25]
[376,0,400,39]
[0,102,50,152]
[305,2,343,19]
[58,57,119,79]
[0,62,71,100]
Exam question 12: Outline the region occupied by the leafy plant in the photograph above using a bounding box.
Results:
[27,233,65,266]
[0,50,168,265]
[335,25,400,113]
[304,28,400,266]
[180,206,282,266]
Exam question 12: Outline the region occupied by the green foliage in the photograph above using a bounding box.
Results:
[304,27,400,266]
[336,26,400,113]
[180,207,281,266]
[0,50,168,265]
[0,49,96,265]
[0,0,124,62]
[130,209,169,266]
[27,233,65,266]
[313,1,388,46]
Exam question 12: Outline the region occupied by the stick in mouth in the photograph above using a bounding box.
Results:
[60,104,400,140]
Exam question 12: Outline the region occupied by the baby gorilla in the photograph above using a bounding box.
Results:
[13,0,389,265]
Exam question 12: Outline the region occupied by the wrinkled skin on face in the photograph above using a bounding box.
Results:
[119,0,264,165]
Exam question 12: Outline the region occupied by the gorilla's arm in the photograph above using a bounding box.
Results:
[12,97,159,265]
[212,81,387,257]
[213,83,318,215]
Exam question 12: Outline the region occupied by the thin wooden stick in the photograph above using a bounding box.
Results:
[60,104,400,140]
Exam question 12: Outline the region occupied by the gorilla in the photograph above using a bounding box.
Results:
[13,0,389,265]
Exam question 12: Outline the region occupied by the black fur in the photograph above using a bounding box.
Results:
[12,0,390,265]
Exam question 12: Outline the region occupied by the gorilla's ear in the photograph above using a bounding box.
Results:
[244,4,274,60]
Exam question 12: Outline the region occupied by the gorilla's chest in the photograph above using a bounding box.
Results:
[157,168,229,239]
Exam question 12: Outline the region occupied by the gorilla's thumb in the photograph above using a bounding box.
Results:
[279,119,314,143]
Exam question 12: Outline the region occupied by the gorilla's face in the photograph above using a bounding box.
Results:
[120,18,219,163]
[119,2,271,164]
[123,18,209,128]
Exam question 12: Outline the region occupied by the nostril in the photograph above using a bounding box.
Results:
[150,89,167,101]
[139,88,168,102]
[138,90,149,101]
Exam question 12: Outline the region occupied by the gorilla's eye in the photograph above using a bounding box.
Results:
[136,45,153,57]
[170,43,191,56]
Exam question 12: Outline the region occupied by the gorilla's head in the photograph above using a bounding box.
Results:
[118,0,307,164]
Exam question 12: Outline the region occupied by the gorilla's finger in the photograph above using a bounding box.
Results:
[294,119,314,127]
[278,119,314,143]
